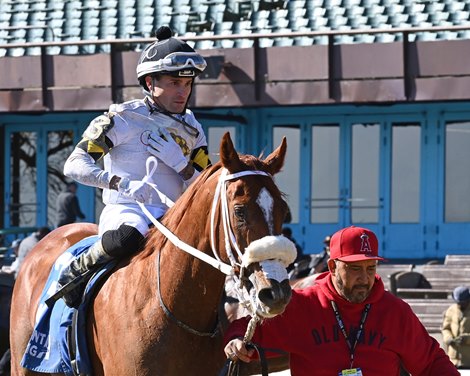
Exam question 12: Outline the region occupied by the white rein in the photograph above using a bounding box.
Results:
[137,157,271,276]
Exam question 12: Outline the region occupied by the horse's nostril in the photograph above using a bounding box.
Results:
[258,280,292,306]
[258,287,277,304]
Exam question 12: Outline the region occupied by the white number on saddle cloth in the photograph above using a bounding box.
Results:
[339,368,363,376]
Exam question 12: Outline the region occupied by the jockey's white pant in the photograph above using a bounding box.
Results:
[98,203,166,236]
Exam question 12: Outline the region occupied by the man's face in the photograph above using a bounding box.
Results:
[146,75,193,114]
[329,259,377,303]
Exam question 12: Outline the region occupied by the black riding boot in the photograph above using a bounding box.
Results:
[57,240,113,308]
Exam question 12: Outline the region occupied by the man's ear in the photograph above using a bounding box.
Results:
[145,76,153,91]
[327,259,336,274]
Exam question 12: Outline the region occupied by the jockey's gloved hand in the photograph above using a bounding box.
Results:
[146,128,187,173]
[117,177,153,203]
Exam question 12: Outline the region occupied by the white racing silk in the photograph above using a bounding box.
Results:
[64,99,207,210]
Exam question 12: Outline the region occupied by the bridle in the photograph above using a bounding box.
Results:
[138,157,294,336]
[139,157,278,278]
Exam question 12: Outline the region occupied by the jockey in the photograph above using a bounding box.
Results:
[57,26,211,308]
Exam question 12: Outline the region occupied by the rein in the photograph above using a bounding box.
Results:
[138,157,272,278]
[138,157,234,275]
[137,157,273,337]
[156,250,218,337]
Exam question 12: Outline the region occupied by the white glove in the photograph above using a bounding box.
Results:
[117,178,153,203]
[146,128,187,173]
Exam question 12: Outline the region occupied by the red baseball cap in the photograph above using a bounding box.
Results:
[330,226,384,262]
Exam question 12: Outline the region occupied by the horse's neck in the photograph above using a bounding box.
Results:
[154,215,227,331]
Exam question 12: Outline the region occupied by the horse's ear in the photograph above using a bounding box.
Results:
[264,137,287,175]
[220,132,243,172]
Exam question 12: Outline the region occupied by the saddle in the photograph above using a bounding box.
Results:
[20,236,117,376]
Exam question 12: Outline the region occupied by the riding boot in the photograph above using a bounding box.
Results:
[57,240,113,308]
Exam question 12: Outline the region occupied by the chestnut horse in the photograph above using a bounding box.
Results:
[10,133,294,376]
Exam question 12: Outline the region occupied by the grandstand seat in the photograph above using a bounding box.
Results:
[288,17,309,31]
[137,0,154,6]
[450,11,470,25]
[154,5,174,28]
[415,32,438,42]
[170,13,190,35]
[273,28,294,46]
[443,0,465,13]
[287,0,306,14]
[250,11,271,31]
[404,298,452,333]
[212,20,234,47]
[234,36,254,48]
[232,20,253,48]
[293,33,314,46]
[288,6,307,21]
[172,0,191,6]
[445,254,470,265]
[193,31,215,49]
[100,0,119,6]
[327,15,349,28]
[47,9,65,22]
[81,12,100,53]
[353,34,375,43]
[387,13,409,27]
[336,34,354,44]
[437,31,459,40]
[424,1,444,13]
[313,35,329,44]
[345,5,365,18]
[117,12,137,38]
[206,2,226,24]
[214,20,233,35]
[428,11,450,26]
[232,19,252,34]
[11,11,29,24]
[62,39,80,55]
[348,15,369,28]
[0,12,12,23]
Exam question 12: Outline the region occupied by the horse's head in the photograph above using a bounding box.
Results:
[216,133,295,318]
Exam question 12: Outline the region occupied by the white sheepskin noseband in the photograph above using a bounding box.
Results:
[241,235,297,267]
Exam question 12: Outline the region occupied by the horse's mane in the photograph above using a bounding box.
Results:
[140,153,283,258]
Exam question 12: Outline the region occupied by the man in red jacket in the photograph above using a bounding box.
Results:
[224,226,459,376]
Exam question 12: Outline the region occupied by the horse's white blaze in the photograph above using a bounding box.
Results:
[256,187,274,234]
[259,260,289,282]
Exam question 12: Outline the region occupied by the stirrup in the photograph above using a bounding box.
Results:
[45,269,94,307]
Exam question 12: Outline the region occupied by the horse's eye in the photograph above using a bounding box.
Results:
[234,205,246,221]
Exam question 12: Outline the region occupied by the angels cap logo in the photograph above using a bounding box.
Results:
[329,226,384,262]
[360,233,372,254]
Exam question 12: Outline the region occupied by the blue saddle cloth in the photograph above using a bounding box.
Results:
[20,236,116,375]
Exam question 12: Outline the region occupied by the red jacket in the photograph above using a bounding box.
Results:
[224,272,458,376]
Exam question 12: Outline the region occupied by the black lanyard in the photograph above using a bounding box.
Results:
[330,300,371,369]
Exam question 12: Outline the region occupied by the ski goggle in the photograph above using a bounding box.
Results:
[137,52,207,78]
[160,52,207,72]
